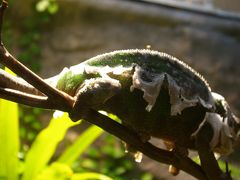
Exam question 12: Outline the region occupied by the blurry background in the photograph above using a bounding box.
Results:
[4,0,240,179]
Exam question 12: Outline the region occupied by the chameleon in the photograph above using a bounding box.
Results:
[1,49,239,179]
[43,49,239,177]
[48,49,239,149]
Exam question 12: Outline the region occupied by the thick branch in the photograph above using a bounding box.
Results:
[83,109,208,180]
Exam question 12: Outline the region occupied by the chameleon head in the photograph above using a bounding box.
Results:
[210,92,240,153]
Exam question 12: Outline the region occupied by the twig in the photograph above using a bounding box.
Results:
[0,87,57,109]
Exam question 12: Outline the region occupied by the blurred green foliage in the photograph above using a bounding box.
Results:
[72,134,153,180]
[193,156,240,179]
[36,0,58,14]
[0,69,19,180]
[17,0,58,72]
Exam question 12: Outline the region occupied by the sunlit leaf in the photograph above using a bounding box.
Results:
[140,172,153,180]
[218,160,240,179]
[48,3,58,14]
[0,68,19,180]
[192,155,240,178]
[22,113,80,180]
[58,125,104,165]
[0,99,19,180]
[71,172,113,180]
[36,0,50,12]
[36,162,73,180]
[36,0,59,14]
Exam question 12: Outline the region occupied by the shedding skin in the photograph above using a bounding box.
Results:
[46,50,240,179]
[130,65,208,115]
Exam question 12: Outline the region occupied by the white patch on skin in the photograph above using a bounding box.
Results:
[167,75,198,115]
[198,98,213,109]
[69,64,85,75]
[191,117,207,137]
[112,65,132,75]
[208,113,235,155]
[130,65,165,112]
[211,92,228,112]
[130,65,212,115]
[46,67,70,88]
[212,92,225,101]
[83,65,132,78]
[193,113,235,155]
[70,63,132,78]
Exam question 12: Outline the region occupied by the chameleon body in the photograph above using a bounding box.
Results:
[2,49,238,179]
[48,49,239,156]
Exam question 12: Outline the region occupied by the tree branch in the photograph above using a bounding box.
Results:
[83,109,208,180]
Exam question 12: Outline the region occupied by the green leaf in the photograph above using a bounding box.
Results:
[22,112,80,180]
[141,172,153,180]
[192,156,240,179]
[0,69,19,180]
[36,0,59,14]
[36,0,50,12]
[71,172,113,180]
[36,162,73,180]
[218,160,240,179]
[57,125,104,165]
[48,3,59,14]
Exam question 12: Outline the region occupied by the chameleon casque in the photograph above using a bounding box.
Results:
[1,49,239,179]
[44,49,240,177]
